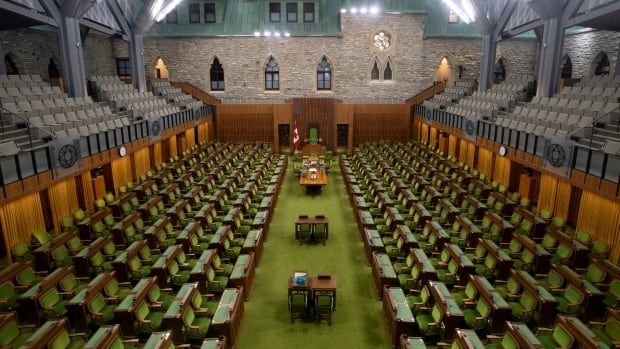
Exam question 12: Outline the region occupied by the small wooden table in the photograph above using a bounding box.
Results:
[294,215,329,241]
[299,157,327,188]
[309,275,337,309]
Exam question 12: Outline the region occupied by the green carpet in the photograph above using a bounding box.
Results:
[236,157,391,349]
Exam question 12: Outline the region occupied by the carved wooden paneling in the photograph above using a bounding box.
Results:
[216,105,274,143]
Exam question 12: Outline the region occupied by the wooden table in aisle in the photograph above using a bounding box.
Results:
[299,156,327,189]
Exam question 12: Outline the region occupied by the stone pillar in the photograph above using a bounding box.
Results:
[129,33,147,92]
[536,17,564,97]
[59,16,88,97]
[479,34,497,92]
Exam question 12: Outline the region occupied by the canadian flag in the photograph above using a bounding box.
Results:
[293,121,300,149]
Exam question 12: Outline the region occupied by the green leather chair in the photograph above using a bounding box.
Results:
[289,291,307,323]
[315,292,334,325]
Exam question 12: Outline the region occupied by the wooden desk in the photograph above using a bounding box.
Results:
[383,287,415,348]
[309,275,337,309]
[371,252,398,299]
[210,287,244,349]
[294,216,329,241]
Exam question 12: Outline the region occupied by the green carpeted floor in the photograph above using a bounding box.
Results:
[236,157,391,349]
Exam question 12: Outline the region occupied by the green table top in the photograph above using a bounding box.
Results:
[396,303,415,322]
[230,266,245,279]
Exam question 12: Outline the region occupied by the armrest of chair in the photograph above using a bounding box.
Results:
[59,291,74,298]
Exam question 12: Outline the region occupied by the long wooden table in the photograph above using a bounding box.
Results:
[299,158,327,187]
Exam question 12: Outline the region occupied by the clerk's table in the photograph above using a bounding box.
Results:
[299,157,327,188]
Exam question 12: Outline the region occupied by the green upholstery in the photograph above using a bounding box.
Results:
[10,242,31,261]
[88,293,115,324]
[552,243,572,264]
[51,246,72,267]
[168,261,190,286]
[314,223,328,244]
[40,288,67,318]
[31,230,52,247]
[509,291,536,321]
[557,285,583,315]
[60,274,84,295]
[453,281,477,306]
[575,231,592,246]
[464,298,490,330]
[540,209,552,220]
[585,265,606,284]
[135,301,163,334]
[73,209,85,221]
[60,216,75,232]
[16,267,39,289]
[129,257,150,280]
[497,276,521,300]
[206,268,228,293]
[0,282,18,310]
[416,304,441,337]
[315,293,334,324]
[592,240,610,259]
[604,280,620,307]
[538,325,574,349]
[309,128,318,145]
[213,255,233,275]
[65,237,82,254]
[298,223,311,243]
[184,308,211,339]
[0,317,33,347]
[289,292,307,323]
[591,316,620,347]
[104,278,130,303]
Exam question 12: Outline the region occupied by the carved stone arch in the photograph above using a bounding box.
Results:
[3,52,23,75]
[369,56,382,80]
[315,55,334,92]
[383,56,394,81]
[153,56,170,79]
[494,56,510,82]
[591,50,611,76]
[264,55,281,91]
[436,56,456,86]
[209,55,225,91]
[560,54,572,79]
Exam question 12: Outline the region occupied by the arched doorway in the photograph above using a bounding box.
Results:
[560,55,572,79]
[154,58,169,79]
[494,58,507,83]
[48,57,60,79]
[4,53,19,75]
[592,51,610,76]
[436,57,455,86]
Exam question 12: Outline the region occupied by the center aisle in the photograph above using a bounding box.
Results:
[236,156,391,349]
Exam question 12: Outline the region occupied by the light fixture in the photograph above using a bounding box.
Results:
[155,0,183,22]
[118,146,127,157]
[460,0,478,23]
[370,6,379,14]
[254,31,260,36]
[284,32,290,37]
[274,32,281,37]
[499,146,507,157]
[360,7,367,14]
[350,7,357,14]
[264,30,271,36]
[441,0,471,24]
[341,8,347,13]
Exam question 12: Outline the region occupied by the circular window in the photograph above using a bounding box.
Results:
[373,31,391,50]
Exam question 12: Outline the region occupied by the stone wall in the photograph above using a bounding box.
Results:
[497,38,539,78]
[564,29,620,78]
[0,28,61,78]
[0,28,116,80]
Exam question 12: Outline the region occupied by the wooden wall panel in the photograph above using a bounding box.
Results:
[133,148,151,179]
[47,178,79,232]
[537,174,571,219]
[217,104,274,143]
[169,135,178,158]
[185,128,196,149]
[0,192,45,259]
[448,135,458,158]
[477,148,493,179]
[352,104,409,145]
[494,156,511,186]
[577,191,620,262]
[273,102,293,153]
[111,157,132,194]
[293,98,336,149]
[152,143,163,167]
[334,103,354,151]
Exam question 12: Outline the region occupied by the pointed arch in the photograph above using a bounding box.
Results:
[370,57,381,80]
[154,57,169,79]
[561,55,572,79]
[384,57,393,80]
[210,56,225,91]
[4,52,21,75]
[265,56,280,90]
[436,56,455,85]
[591,51,611,76]
[494,57,508,82]
[317,55,332,91]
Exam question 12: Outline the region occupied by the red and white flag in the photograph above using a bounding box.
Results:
[293,121,300,149]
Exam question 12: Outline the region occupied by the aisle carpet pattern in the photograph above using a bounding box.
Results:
[236,157,391,348]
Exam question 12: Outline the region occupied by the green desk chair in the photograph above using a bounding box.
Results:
[129,257,151,281]
[557,284,584,315]
[192,292,218,317]
[508,291,536,322]
[575,230,592,247]
[314,223,328,245]
[10,242,32,262]
[536,323,574,349]
[407,284,431,311]
[551,243,573,265]
[393,254,413,275]
[0,313,34,348]
[40,288,68,319]
[591,240,610,259]
[539,269,565,296]
[315,292,334,325]
[591,313,620,348]
[399,265,422,291]
[0,281,19,312]
[495,276,521,301]
[298,223,312,245]
[213,255,234,276]
[59,273,86,298]
[463,298,490,331]
[513,248,535,272]
[103,278,130,304]
[31,230,52,248]
[453,281,478,307]
[88,292,116,325]
[48,326,86,349]
[288,291,307,323]
[15,265,40,292]
[184,308,211,341]
[309,128,318,145]
[206,268,228,294]
[135,301,163,336]
[60,216,76,233]
[416,304,442,339]
[437,260,458,286]
[168,261,190,288]
[148,285,174,311]
[584,264,606,285]
[604,280,620,308]
[91,251,113,274]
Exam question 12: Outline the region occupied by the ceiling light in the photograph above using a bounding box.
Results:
[155,0,183,22]
[264,31,271,36]
[284,32,290,37]
[341,8,347,13]
[370,6,379,14]
[254,31,260,36]
[274,32,281,37]
[350,7,357,14]
[360,7,368,14]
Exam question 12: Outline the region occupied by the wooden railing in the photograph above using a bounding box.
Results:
[406,81,445,106]
[171,82,221,105]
